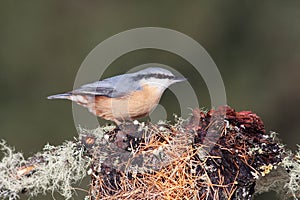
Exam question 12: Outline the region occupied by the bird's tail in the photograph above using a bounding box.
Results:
[47,93,71,100]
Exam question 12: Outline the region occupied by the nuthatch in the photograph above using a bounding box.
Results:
[48,67,186,124]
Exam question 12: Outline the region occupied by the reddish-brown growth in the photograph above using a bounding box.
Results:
[87,106,282,200]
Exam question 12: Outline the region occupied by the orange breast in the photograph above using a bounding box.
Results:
[88,85,162,123]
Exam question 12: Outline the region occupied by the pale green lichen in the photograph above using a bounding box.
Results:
[283,145,300,199]
[0,140,26,200]
[0,140,90,200]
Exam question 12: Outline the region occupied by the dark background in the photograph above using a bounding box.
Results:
[1,1,300,199]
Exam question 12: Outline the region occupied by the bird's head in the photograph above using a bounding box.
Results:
[131,67,186,91]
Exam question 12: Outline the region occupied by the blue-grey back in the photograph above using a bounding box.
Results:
[72,73,141,98]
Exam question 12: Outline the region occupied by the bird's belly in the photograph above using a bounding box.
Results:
[89,85,162,122]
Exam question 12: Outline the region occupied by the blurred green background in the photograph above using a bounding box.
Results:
[1,1,300,199]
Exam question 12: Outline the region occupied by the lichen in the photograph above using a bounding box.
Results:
[0,140,90,199]
[283,145,300,199]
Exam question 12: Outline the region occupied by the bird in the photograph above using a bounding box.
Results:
[47,67,186,125]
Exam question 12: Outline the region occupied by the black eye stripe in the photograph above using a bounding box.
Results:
[132,73,174,81]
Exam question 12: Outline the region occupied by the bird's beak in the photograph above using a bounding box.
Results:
[173,77,187,83]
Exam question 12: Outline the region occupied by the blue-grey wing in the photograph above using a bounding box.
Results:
[72,74,141,98]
